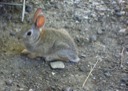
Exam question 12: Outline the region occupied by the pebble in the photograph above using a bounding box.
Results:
[29,89,34,91]
[75,35,90,46]
[26,5,33,13]
[4,87,10,91]
[0,4,2,7]
[19,88,24,91]
[74,0,81,4]
[104,71,111,77]
[50,61,65,69]
[120,77,128,86]
[73,15,82,23]
[79,53,86,58]
[6,14,12,21]
[97,29,104,35]
[51,72,56,75]
[9,32,16,36]
[5,79,13,86]
[79,66,87,72]
[62,87,74,91]
[119,28,126,33]
[89,35,97,42]
[115,11,125,17]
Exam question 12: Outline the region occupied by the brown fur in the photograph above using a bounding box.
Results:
[20,8,80,62]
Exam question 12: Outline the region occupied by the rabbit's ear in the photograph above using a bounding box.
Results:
[36,15,45,28]
[33,8,43,23]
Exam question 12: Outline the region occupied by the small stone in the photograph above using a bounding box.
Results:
[104,71,111,77]
[0,4,2,7]
[79,53,86,58]
[50,61,65,69]
[74,0,80,4]
[7,14,12,20]
[51,72,55,75]
[75,36,86,46]
[120,77,128,86]
[115,89,120,91]
[26,5,33,13]
[5,79,13,86]
[79,66,87,72]
[4,87,10,91]
[9,32,15,36]
[19,88,24,91]
[97,29,103,35]
[29,89,34,91]
[90,35,97,42]
[62,87,73,91]
[119,28,126,33]
[115,11,125,17]
[73,16,82,23]
[122,20,128,25]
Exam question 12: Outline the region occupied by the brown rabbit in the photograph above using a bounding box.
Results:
[19,8,80,63]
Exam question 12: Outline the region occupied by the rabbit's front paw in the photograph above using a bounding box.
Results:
[28,53,37,59]
[21,49,30,55]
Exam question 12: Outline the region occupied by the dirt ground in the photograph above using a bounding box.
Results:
[0,0,128,91]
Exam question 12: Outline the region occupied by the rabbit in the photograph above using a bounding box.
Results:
[18,8,80,63]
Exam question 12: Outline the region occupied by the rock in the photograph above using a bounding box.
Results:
[46,86,57,91]
[120,77,128,86]
[104,71,111,77]
[5,79,13,86]
[97,29,103,35]
[29,89,34,91]
[75,35,89,46]
[79,66,87,72]
[79,53,86,58]
[90,35,97,42]
[26,5,33,13]
[50,61,65,69]
[51,72,55,75]
[0,4,2,8]
[4,87,10,91]
[74,0,80,4]
[6,14,12,21]
[62,87,73,91]
[9,31,15,36]
[73,16,82,23]
[119,28,126,33]
[115,11,125,17]
[19,88,24,91]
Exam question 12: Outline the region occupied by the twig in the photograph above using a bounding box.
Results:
[0,2,22,6]
[82,59,100,88]
[120,47,125,68]
[22,0,26,22]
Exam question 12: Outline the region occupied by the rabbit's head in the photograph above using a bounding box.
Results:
[19,8,45,45]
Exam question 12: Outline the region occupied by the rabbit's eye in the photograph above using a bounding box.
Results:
[27,31,31,36]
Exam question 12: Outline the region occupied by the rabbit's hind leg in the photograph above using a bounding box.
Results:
[45,53,68,62]
[45,50,80,62]
[21,49,30,55]
[57,50,80,62]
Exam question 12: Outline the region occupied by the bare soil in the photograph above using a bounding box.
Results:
[0,0,128,91]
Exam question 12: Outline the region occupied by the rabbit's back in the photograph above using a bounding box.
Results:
[34,28,78,55]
